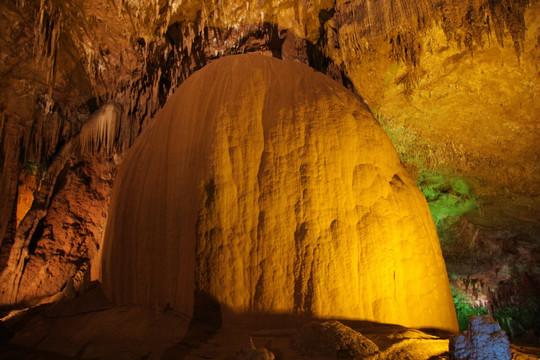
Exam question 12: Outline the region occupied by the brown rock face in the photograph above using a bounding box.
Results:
[101,54,458,332]
[0,156,115,305]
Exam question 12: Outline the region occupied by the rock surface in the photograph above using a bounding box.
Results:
[293,320,379,358]
[3,289,538,360]
[101,54,457,332]
[237,337,275,360]
[0,0,538,325]
[0,155,116,305]
[450,315,511,360]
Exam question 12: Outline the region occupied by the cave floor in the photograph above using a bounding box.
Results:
[1,285,539,360]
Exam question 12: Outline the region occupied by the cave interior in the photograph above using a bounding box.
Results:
[0,0,539,359]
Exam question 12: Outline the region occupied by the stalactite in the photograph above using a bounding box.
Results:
[436,0,530,58]
[388,29,422,66]
[331,0,434,37]
[34,0,63,113]
[79,104,122,156]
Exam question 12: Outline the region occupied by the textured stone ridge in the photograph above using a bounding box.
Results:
[450,315,511,360]
[100,54,458,332]
[293,320,379,358]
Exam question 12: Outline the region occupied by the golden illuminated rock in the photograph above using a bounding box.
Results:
[15,172,38,227]
[101,54,458,332]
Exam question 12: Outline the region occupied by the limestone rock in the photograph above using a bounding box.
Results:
[237,337,275,360]
[101,54,458,332]
[2,157,115,305]
[293,320,379,358]
[450,315,511,360]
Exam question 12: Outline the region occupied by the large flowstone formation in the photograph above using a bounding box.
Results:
[101,54,458,332]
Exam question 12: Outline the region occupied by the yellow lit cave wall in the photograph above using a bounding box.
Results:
[101,54,458,332]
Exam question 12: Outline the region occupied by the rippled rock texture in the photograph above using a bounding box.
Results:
[101,54,458,332]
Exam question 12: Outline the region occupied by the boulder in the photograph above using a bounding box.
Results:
[450,315,511,360]
[237,337,275,360]
[293,320,379,358]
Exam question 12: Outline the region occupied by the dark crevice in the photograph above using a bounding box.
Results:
[0,206,17,272]
[27,218,45,255]
[50,162,71,201]
[264,22,285,59]
[306,9,336,74]
[204,179,215,208]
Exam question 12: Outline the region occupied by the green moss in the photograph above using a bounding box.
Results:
[494,298,540,338]
[452,286,488,331]
[24,159,48,180]
[452,285,540,338]
[376,113,477,234]
[25,159,38,175]
[377,113,538,340]
[416,170,478,229]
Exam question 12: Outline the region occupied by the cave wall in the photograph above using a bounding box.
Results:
[0,0,538,326]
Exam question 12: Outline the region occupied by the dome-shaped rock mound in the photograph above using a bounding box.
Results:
[101,54,458,332]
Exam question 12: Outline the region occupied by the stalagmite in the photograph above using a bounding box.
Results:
[101,54,458,332]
